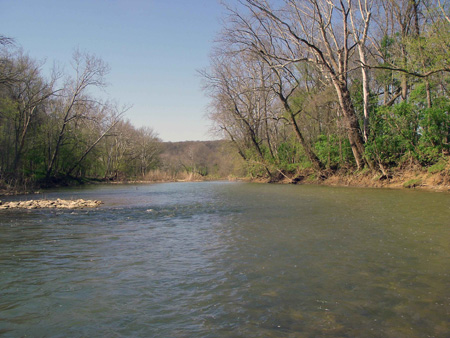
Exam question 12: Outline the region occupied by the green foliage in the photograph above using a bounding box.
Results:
[0,44,162,188]
[365,92,450,167]
[0,97,18,119]
[350,79,379,128]
[275,140,306,172]
[405,21,450,76]
[314,134,353,168]
[241,147,267,177]
[409,86,450,164]
[417,106,450,163]
[428,160,447,174]
[366,102,420,166]
[380,35,395,58]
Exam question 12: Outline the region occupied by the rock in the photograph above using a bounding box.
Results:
[0,198,103,210]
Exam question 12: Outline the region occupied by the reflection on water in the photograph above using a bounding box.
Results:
[0,182,449,337]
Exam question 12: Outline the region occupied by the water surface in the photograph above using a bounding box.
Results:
[1,182,449,337]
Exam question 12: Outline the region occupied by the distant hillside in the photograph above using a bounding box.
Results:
[158,140,244,178]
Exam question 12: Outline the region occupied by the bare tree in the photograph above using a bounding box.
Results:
[135,126,161,177]
[46,50,109,179]
[202,50,275,176]
[350,0,373,142]
[65,101,129,176]
[225,0,372,168]
[10,54,60,172]
[438,0,450,23]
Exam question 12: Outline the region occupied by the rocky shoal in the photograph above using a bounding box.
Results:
[0,198,102,210]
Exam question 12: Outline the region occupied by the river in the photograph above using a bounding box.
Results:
[0,182,449,337]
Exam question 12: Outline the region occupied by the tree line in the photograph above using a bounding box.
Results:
[202,0,450,180]
[0,37,160,190]
[154,141,244,180]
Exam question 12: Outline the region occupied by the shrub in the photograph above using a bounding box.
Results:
[314,134,353,168]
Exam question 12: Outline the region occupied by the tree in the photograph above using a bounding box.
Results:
[9,53,59,173]
[133,126,161,177]
[202,49,276,176]
[46,50,109,179]
[65,101,128,176]
[227,0,372,168]
[0,39,163,189]
[350,0,373,142]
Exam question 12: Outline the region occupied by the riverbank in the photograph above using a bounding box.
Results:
[1,165,449,196]
[273,166,450,192]
[323,170,450,191]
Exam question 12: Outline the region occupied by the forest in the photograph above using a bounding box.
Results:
[0,36,241,192]
[2,0,450,192]
[201,0,450,183]
[0,33,241,193]
[0,37,161,191]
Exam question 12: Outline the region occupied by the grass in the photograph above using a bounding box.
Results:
[403,178,423,188]
[428,161,447,174]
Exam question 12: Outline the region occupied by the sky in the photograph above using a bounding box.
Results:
[0,0,230,142]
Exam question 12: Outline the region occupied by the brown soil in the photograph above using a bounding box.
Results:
[289,167,450,192]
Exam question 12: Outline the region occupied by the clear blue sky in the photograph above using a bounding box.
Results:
[0,0,229,141]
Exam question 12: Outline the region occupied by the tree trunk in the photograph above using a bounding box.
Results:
[277,90,324,170]
[333,81,368,169]
[224,127,247,161]
[287,110,324,170]
[360,54,370,142]
[426,80,432,108]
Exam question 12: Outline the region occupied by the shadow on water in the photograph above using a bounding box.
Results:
[0,182,449,337]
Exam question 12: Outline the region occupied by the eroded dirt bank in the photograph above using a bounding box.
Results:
[274,168,450,192]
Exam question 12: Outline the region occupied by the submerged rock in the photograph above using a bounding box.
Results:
[0,199,102,210]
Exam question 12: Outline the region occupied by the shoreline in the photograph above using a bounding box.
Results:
[252,168,450,192]
[306,171,449,192]
[1,169,449,197]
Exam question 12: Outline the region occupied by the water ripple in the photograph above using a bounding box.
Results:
[0,182,449,337]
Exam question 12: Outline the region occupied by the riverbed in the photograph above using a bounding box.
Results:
[0,182,449,337]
